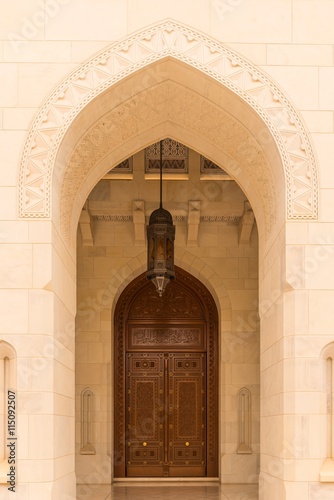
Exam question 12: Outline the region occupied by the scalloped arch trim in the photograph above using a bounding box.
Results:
[19,19,318,221]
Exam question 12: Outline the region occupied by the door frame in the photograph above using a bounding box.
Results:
[114,266,219,477]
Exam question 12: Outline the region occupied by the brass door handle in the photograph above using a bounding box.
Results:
[143,442,147,447]
[185,442,190,446]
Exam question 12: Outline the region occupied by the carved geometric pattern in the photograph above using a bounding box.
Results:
[19,20,318,224]
[200,155,228,175]
[132,380,157,438]
[170,353,206,470]
[200,215,240,223]
[147,158,186,171]
[91,214,240,223]
[175,380,198,437]
[145,215,187,224]
[106,157,133,174]
[145,138,188,173]
[175,359,201,371]
[173,215,187,223]
[126,353,164,468]
[92,215,133,222]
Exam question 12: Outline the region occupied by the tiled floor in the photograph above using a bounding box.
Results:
[77,483,258,500]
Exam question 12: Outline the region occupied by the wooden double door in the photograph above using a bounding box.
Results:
[114,268,218,478]
[126,351,206,477]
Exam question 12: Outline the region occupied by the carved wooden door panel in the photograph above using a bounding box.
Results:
[168,353,206,477]
[126,352,206,477]
[126,352,165,477]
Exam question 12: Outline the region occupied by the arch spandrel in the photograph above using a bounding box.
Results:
[18,19,318,234]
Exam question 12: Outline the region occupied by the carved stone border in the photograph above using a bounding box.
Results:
[19,19,318,221]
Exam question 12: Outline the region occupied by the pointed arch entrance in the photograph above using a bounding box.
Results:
[114,266,219,478]
[19,20,318,241]
[15,18,322,500]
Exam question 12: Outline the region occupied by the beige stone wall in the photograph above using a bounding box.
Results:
[0,1,333,498]
[75,148,260,483]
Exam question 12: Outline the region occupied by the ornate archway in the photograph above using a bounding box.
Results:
[15,18,321,500]
[19,19,318,238]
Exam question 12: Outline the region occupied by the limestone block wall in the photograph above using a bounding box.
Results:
[0,219,77,498]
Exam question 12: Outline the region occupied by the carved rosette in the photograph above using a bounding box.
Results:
[19,20,318,228]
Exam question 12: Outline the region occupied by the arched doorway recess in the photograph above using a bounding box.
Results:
[114,267,218,478]
[19,19,318,241]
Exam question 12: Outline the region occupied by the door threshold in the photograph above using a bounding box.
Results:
[113,478,220,483]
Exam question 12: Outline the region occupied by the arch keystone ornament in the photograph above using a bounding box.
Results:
[19,19,318,223]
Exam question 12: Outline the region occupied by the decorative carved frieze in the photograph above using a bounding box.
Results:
[92,215,133,222]
[173,215,187,223]
[200,215,240,224]
[145,138,188,173]
[91,213,240,225]
[130,327,202,347]
[200,156,229,176]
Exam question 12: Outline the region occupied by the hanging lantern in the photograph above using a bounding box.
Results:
[146,140,175,296]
